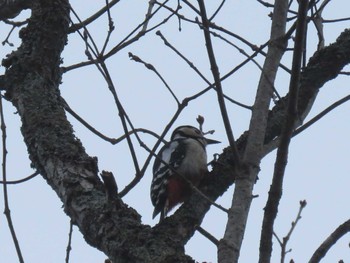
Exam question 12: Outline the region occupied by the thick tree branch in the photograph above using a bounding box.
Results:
[1,0,350,262]
[0,0,32,20]
[0,1,193,262]
[173,24,350,263]
[218,1,289,262]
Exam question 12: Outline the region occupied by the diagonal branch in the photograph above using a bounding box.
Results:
[197,0,240,165]
[68,0,121,33]
[309,219,350,263]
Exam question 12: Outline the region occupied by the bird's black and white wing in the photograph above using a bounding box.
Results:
[150,139,186,218]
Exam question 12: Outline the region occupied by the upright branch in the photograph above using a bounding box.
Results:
[259,1,309,262]
[65,220,74,263]
[0,96,24,263]
[218,1,289,262]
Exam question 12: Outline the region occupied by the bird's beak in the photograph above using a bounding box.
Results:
[205,138,221,145]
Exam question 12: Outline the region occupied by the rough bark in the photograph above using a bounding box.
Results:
[0,0,32,20]
[1,1,193,262]
[1,0,350,262]
[218,1,289,262]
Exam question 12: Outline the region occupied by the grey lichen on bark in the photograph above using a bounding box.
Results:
[0,1,196,262]
[1,0,350,262]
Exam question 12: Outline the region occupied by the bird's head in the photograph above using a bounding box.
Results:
[171,125,220,146]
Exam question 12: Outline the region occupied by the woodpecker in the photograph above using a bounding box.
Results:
[150,125,220,221]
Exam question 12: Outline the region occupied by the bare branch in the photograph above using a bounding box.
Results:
[259,1,309,262]
[196,226,219,246]
[209,0,226,21]
[280,200,307,263]
[309,219,350,263]
[70,8,144,184]
[68,0,121,33]
[100,0,115,55]
[0,171,39,184]
[293,94,350,137]
[218,0,290,261]
[197,0,240,165]
[0,94,24,263]
[128,52,180,105]
[65,220,73,263]
[63,1,171,73]
[208,22,291,74]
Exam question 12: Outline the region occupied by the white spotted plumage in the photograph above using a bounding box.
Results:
[150,125,219,221]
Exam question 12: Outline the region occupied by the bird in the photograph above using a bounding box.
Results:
[150,125,220,221]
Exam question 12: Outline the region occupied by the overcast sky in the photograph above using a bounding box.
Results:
[0,1,349,262]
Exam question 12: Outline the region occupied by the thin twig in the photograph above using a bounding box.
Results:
[280,200,307,263]
[273,231,283,247]
[142,0,156,32]
[1,25,15,47]
[128,52,180,105]
[293,94,350,137]
[105,0,169,59]
[70,6,100,59]
[182,0,200,15]
[101,62,142,178]
[205,25,282,101]
[197,0,241,165]
[63,1,169,73]
[71,7,144,180]
[68,0,121,33]
[209,0,226,21]
[208,22,292,74]
[65,220,74,263]
[323,17,350,23]
[3,19,28,27]
[0,171,39,184]
[263,94,350,155]
[63,97,167,145]
[68,7,147,189]
[100,0,115,55]
[156,30,211,84]
[154,1,292,75]
[156,30,252,109]
[196,226,219,246]
[0,95,24,263]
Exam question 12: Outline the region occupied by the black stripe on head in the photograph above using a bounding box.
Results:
[171,125,202,140]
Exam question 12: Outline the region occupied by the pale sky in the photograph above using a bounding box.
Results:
[0,1,349,262]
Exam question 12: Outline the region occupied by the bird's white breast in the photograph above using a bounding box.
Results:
[177,138,207,179]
